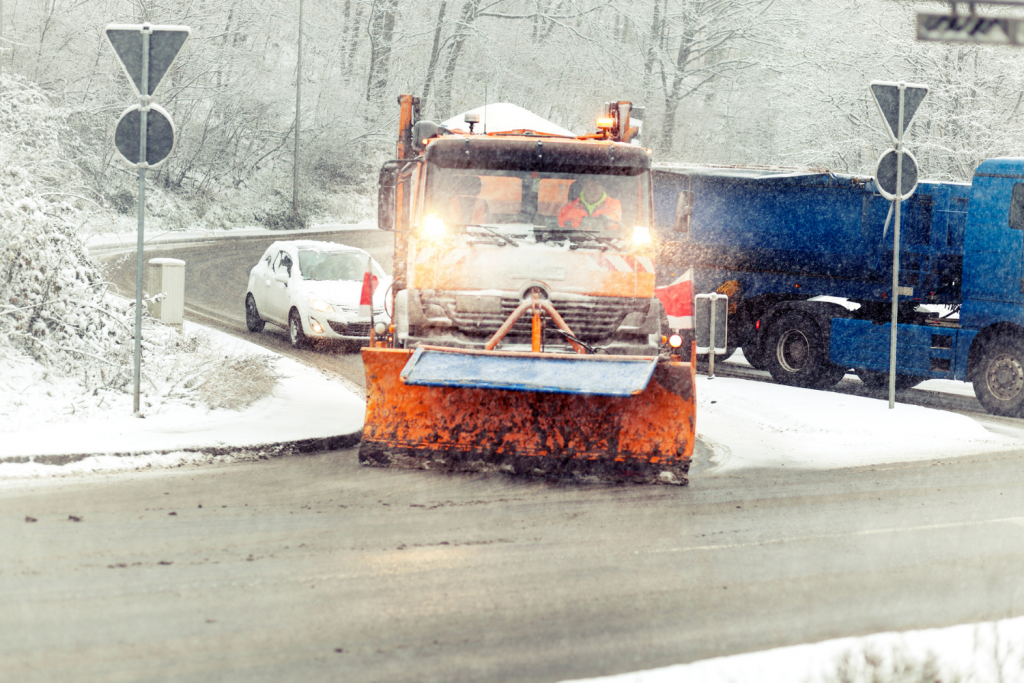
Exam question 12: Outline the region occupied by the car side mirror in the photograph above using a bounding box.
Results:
[674,190,694,235]
[274,271,289,284]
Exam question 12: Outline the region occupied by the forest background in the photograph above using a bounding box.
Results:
[2,0,1024,231]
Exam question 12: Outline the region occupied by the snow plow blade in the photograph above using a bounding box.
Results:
[358,347,696,484]
[401,346,658,396]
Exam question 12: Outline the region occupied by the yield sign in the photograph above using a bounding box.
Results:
[105,23,190,97]
[869,81,928,144]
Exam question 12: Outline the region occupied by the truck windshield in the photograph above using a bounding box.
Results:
[423,165,651,241]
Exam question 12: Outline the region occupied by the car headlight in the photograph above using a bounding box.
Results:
[310,298,334,313]
[632,225,652,245]
[424,214,446,239]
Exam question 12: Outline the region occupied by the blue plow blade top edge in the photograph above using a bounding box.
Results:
[399,346,658,397]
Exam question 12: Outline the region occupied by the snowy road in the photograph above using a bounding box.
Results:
[28,228,1017,682]
[5,443,1024,682]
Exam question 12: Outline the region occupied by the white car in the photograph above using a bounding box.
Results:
[245,240,390,349]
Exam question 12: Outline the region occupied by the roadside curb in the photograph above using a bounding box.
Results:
[0,431,362,467]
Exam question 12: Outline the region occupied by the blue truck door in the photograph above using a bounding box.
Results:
[962,165,1024,305]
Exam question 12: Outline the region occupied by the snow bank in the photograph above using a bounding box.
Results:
[0,321,364,475]
[563,616,1024,683]
[696,375,1020,471]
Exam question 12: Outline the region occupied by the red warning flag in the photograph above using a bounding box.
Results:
[359,260,379,318]
[654,268,694,330]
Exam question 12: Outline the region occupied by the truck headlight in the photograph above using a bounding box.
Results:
[424,214,446,239]
[632,225,652,244]
[310,298,334,313]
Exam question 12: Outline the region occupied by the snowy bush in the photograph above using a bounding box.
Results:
[0,70,280,416]
[0,69,135,390]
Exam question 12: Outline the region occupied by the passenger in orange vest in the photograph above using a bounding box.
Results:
[557,178,622,229]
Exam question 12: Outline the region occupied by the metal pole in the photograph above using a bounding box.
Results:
[708,293,717,379]
[888,83,906,410]
[293,0,303,215]
[133,26,150,415]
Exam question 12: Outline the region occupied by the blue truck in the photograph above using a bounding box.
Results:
[653,159,1024,417]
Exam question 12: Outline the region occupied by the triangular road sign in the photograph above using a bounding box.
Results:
[870,81,928,144]
[106,24,190,97]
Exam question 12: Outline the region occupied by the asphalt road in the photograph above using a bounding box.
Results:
[5,228,1022,682]
[5,445,1024,683]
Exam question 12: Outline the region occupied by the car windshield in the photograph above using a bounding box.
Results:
[297,250,383,281]
[423,165,651,242]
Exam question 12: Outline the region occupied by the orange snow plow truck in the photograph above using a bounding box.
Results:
[359,95,696,484]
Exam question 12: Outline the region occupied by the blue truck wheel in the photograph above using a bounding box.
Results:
[973,338,1024,417]
[764,311,845,389]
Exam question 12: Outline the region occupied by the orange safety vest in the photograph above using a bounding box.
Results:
[557,193,622,228]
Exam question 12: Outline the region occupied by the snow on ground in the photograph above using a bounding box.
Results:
[0,320,364,480]
[562,616,1024,683]
[696,374,1020,472]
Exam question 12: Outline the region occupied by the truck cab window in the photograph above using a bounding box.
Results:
[1009,183,1024,230]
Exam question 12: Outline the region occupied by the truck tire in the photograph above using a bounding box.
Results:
[855,369,925,392]
[743,344,768,370]
[764,311,845,389]
[973,337,1024,416]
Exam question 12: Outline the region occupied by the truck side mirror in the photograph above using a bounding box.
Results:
[674,190,694,235]
[377,162,401,231]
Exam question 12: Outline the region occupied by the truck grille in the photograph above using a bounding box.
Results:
[434,295,645,341]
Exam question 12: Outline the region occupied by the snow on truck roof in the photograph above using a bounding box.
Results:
[653,162,834,180]
[442,103,575,138]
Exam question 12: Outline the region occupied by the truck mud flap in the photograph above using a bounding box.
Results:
[359,348,696,485]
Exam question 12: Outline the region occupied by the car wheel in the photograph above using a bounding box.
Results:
[289,308,308,349]
[973,337,1024,416]
[245,294,265,333]
[764,311,845,389]
[855,369,924,392]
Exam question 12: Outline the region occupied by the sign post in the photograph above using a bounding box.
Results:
[869,80,928,409]
[105,23,189,414]
[695,293,728,379]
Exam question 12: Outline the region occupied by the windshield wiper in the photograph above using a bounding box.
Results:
[535,228,616,251]
[467,224,519,247]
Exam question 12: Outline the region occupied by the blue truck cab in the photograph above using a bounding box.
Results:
[653,159,1024,416]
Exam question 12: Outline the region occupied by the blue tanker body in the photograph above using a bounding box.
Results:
[653,165,971,305]
[653,159,1024,418]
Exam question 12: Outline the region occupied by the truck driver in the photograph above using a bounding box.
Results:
[557,177,622,229]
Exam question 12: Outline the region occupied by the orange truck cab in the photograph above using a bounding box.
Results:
[378,100,663,355]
